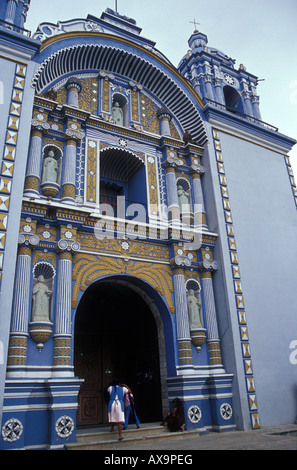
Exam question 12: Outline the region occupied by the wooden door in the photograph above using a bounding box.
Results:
[74,281,163,427]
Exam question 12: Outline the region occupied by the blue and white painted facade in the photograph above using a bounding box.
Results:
[0,3,296,450]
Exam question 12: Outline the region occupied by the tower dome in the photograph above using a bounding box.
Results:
[188,30,208,51]
[178,27,262,121]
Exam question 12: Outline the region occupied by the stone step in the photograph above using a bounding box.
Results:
[65,423,200,450]
[76,424,166,443]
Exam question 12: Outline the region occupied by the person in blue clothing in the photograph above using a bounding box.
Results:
[122,384,140,430]
[107,378,128,440]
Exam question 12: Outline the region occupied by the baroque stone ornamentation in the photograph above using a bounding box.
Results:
[220,403,233,420]
[55,415,74,438]
[188,405,202,424]
[72,253,175,313]
[1,418,23,442]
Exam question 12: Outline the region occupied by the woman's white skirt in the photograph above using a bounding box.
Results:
[108,399,125,423]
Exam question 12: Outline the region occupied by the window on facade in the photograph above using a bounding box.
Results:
[100,181,122,215]
[99,148,147,220]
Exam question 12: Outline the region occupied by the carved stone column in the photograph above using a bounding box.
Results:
[251,87,262,121]
[7,235,39,367]
[203,65,215,101]
[5,0,17,24]
[53,239,80,370]
[200,260,224,368]
[213,66,225,105]
[62,137,77,203]
[164,163,180,225]
[191,165,208,231]
[241,80,254,117]
[171,247,195,370]
[65,77,82,108]
[24,128,43,197]
[19,1,29,29]
[173,266,193,368]
[157,108,172,137]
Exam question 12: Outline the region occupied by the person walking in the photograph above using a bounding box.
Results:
[107,378,128,440]
[122,385,140,430]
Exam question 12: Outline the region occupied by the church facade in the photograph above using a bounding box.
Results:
[0,2,297,450]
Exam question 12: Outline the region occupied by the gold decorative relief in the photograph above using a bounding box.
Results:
[33,250,57,268]
[131,89,140,122]
[140,93,159,134]
[72,253,175,313]
[78,77,98,115]
[86,138,99,204]
[146,155,159,215]
[102,79,110,113]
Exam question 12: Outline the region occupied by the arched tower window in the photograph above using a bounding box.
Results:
[223,86,244,114]
[112,93,129,127]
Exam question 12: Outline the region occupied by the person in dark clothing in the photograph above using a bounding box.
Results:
[161,398,185,432]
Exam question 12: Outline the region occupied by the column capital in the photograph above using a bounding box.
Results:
[31,121,50,134]
[128,80,142,92]
[98,71,115,82]
[170,253,193,269]
[18,234,40,253]
[157,107,173,122]
[191,163,205,176]
[64,128,84,142]
[56,238,80,256]
[163,151,184,170]
[65,77,82,93]
[251,93,260,104]
[163,161,176,173]
[198,259,218,273]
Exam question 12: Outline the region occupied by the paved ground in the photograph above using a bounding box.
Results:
[108,424,297,451]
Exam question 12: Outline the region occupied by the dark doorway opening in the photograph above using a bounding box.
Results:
[74,280,163,427]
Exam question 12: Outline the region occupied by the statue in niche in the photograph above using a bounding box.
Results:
[31,275,52,322]
[112,101,124,126]
[41,150,58,184]
[177,185,190,212]
[187,289,203,330]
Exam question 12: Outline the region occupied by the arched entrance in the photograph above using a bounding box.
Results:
[74,278,165,427]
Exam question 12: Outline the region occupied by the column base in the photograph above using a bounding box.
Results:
[167,373,235,431]
[62,183,76,203]
[0,378,83,450]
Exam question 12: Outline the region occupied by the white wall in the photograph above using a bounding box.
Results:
[204,118,297,428]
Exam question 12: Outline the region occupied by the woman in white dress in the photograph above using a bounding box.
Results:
[107,378,128,440]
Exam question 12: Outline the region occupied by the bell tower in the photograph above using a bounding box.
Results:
[178,25,297,431]
[178,27,262,121]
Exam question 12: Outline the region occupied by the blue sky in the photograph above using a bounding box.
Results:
[25,0,297,174]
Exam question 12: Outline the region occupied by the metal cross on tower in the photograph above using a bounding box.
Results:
[189,19,200,31]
